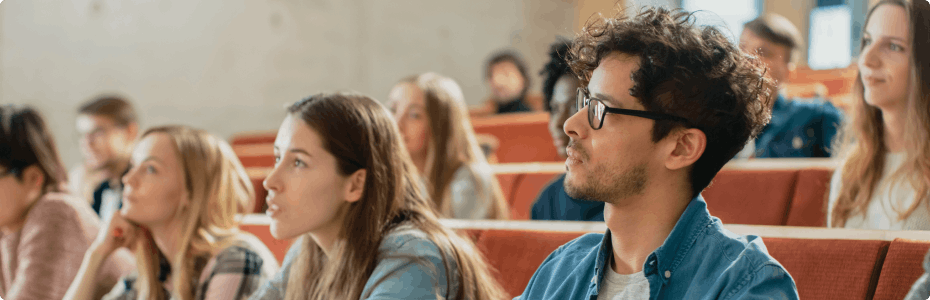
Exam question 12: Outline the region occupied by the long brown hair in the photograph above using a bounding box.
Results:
[831,0,930,227]
[283,93,506,300]
[133,125,255,299]
[398,73,509,219]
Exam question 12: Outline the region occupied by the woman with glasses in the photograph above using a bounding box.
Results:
[0,105,134,300]
[250,92,506,299]
[388,72,509,220]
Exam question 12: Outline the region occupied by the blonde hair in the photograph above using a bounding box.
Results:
[831,0,930,227]
[283,93,507,300]
[134,125,255,299]
[399,73,510,220]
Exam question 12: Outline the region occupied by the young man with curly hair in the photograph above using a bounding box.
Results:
[515,7,799,299]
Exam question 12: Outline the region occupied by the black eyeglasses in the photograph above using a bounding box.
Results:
[576,88,691,130]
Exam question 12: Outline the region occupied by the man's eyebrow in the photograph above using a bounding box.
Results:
[593,92,624,108]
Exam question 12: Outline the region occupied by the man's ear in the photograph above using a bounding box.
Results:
[344,169,367,203]
[20,165,46,200]
[665,128,706,171]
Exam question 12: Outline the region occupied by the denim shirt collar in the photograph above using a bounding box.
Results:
[588,195,715,297]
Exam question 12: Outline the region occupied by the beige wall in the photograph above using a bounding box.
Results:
[765,0,817,66]
[0,0,575,168]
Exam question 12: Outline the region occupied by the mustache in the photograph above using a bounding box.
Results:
[566,140,588,161]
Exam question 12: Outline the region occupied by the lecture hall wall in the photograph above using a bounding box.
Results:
[0,0,868,168]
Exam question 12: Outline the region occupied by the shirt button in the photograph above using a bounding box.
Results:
[664,270,671,279]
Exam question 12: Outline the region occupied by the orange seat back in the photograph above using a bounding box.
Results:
[474,229,589,298]
[785,168,832,227]
[702,169,798,225]
[873,238,930,300]
[765,237,888,300]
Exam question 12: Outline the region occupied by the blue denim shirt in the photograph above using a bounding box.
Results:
[754,95,843,158]
[531,174,605,221]
[515,195,798,300]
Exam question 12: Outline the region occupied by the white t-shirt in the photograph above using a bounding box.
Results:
[597,266,650,300]
[828,152,930,230]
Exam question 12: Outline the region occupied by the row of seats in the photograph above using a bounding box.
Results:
[239,217,930,300]
[245,159,838,227]
[495,160,837,225]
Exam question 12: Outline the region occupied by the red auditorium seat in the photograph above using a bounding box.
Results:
[703,169,798,226]
[508,173,559,220]
[873,238,930,300]
[471,112,561,163]
[785,168,832,227]
[475,229,590,297]
[765,237,889,300]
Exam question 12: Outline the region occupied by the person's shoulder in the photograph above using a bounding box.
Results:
[706,227,785,273]
[24,193,96,229]
[786,97,843,119]
[380,226,444,259]
[538,232,603,265]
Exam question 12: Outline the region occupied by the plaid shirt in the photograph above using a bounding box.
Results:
[103,243,271,300]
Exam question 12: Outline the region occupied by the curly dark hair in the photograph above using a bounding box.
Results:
[540,37,575,111]
[485,49,531,98]
[568,7,775,197]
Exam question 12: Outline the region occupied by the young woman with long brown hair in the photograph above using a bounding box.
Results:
[0,105,134,300]
[828,0,930,230]
[249,92,506,299]
[388,72,509,219]
[65,125,279,300]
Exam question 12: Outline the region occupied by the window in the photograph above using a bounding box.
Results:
[681,0,763,43]
[808,3,853,69]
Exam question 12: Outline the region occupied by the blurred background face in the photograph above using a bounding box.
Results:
[740,28,791,88]
[389,83,431,162]
[263,115,352,240]
[858,4,912,109]
[488,61,526,102]
[76,114,134,171]
[550,75,579,158]
[120,133,187,226]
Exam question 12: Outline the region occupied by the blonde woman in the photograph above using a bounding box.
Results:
[249,93,506,299]
[389,73,509,219]
[828,0,930,230]
[65,126,279,300]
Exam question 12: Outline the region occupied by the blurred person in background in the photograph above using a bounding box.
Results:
[531,38,604,221]
[470,50,544,116]
[390,72,510,220]
[0,105,133,300]
[739,13,843,158]
[72,95,139,223]
[817,0,930,298]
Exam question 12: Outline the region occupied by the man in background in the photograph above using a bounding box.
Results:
[531,38,604,221]
[71,95,138,223]
[470,50,544,116]
[740,13,844,158]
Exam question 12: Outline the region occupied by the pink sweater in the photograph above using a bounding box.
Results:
[0,193,135,300]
